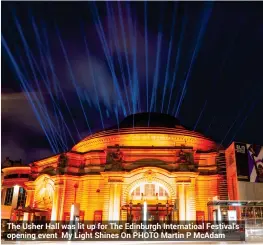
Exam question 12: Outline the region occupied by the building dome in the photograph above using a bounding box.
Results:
[71,112,219,153]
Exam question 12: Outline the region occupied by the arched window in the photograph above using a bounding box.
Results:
[130,182,169,200]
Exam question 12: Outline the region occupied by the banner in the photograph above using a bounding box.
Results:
[246,144,263,183]
[234,143,249,181]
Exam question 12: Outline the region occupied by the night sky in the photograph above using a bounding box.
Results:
[2,1,263,164]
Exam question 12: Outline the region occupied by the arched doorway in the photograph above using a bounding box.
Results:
[26,174,54,221]
[123,180,176,222]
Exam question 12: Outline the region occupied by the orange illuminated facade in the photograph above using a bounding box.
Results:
[1,113,229,222]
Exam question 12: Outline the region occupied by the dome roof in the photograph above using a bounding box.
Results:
[71,113,219,153]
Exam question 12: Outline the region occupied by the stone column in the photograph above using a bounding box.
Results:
[11,185,20,209]
[178,184,186,221]
[108,183,122,221]
[23,187,35,221]
[51,180,64,221]
[186,178,196,220]
[108,183,115,221]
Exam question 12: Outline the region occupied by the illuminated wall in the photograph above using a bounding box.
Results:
[195,176,220,220]
[2,126,228,222]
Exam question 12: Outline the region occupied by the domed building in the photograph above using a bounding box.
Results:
[1,113,229,223]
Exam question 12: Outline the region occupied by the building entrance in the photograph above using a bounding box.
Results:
[122,203,175,222]
[124,181,176,222]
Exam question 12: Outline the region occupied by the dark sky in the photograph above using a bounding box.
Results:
[2,1,263,164]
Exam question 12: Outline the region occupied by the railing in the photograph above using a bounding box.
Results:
[244,218,263,242]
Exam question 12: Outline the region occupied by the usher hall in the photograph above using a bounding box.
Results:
[1,113,263,224]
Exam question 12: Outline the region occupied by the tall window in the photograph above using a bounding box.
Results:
[4,188,13,205]
[159,186,168,197]
[130,183,169,199]
[145,184,155,196]
[17,187,26,208]
[131,186,140,196]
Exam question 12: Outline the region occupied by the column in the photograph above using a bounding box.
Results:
[51,180,64,221]
[113,184,121,221]
[108,183,121,221]
[23,188,35,221]
[178,184,186,221]
[108,184,115,221]
[12,185,20,209]
[186,178,196,220]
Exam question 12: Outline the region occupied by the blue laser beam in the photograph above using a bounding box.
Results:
[83,34,105,130]
[56,26,92,135]
[41,21,59,97]
[18,53,64,151]
[114,105,120,132]
[2,35,58,153]
[149,4,164,114]
[18,30,76,147]
[131,17,140,114]
[90,2,127,117]
[167,14,187,115]
[107,3,131,115]
[149,31,163,122]
[126,2,138,116]
[13,13,47,108]
[117,1,133,114]
[30,13,50,88]
[175,3,213,117]
[161,3,177,113]
[13,13,63,150]
[218,99,251,150]
[228,100,258,145]
[194,23,241,131]
[42,25,81,141]
[144,1,149,112]
[205,116,216,135]
[193,100,208,131]
[13,14,66,151]
[133,18,141,113]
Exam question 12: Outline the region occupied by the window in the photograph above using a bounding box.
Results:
[94,210,102,223]
[132,187,140,196]
[17,187,26,208]
[145,184,155,196]
[159,186,168,197]
[4,188,13,205]
[159,186,164,196]
[5,174,19,179]
[20,174,29,178]
[131,183,169,199]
